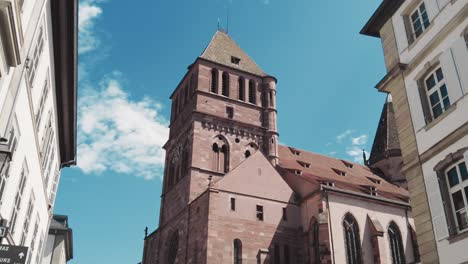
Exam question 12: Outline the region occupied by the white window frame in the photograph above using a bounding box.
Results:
[445,161,468,232]
[410,2,430,39]
[10,162,28,234]
[35,76,49,128]
[27,26,44,87]
[424,67,450,119]
[20,192,34,246]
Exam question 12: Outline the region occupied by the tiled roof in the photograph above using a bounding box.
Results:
[368,95,401,165]
[199,30,266,76]
[277,145,409,203]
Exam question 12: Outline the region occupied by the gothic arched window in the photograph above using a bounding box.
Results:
[222,72,229,97]
[212,136,229,173]
[233,239,242,264]
[211,69,218,93]
[343,213,361,264]
[248,80,256,104]
[388,222,405,264]
[238,77,245,101]
[167,230,179,264]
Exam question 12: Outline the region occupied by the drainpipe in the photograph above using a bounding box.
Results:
[325,191,336,264]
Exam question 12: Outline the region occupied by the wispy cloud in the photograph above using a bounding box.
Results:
[336,129,354,143]
[79,0,103,54]
[77,77,169,179]
[351,134,368,146]
[329,130,369,163]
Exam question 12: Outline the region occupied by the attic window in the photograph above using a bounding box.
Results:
[367,186,378,196]
[367,177,381,185]
[294,169,302,175]
[333,169,347,176]
[297,161,310,168]
[322,181,335,187]
[342,160,353,168]
[231,56,241,65]
[291,149,301,156]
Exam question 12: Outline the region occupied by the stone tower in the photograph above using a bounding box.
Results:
[367,94,406,188]
[159,30,279,226]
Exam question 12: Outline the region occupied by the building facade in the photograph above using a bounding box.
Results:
[0,0,77,263]
[361,0,468,263]
[41,215,73,264]
[141,31,419,264]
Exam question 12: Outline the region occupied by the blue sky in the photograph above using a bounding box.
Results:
[55,0,387,263]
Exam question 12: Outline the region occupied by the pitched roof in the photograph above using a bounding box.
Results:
[212,151,295,203]
[360,0,405,37]
[199,30,266,76]
[368,95,401,165]
[277,145,409,203]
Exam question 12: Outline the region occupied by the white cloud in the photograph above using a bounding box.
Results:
[77,78,169,179]
[336,129,354,143]
[79,0,103,54]
[346,146,368,163]
[351,134,368,146]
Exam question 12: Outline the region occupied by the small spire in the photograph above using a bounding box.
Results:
[217,18,220,30]
[363,149,368,165]
[144,226,148,239]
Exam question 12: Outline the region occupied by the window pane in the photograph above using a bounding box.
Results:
[421,11,430,28]
[436,69,444,82]
[432,104,443,119]
[447,167,460,187]
[452,190,464,210]
[429,92,440,106]
[460,162,468,181]
[440,84,448,97]
[411,11,419,23]
[426,75,436,90]
[456,210,468,230]
[443,97,451,110]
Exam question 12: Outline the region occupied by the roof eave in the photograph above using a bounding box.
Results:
[360,0,405,38]
[50,0,78,167]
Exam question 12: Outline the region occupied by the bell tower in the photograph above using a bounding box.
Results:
[158,30,279,225]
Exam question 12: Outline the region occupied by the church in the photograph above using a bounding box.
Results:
[141,31,420,264]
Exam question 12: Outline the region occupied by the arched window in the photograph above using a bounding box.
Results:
[167,230,179,264]
[233,239,242,264]
[212,136,229,173]
[388,222,405,264]
[343,213,361,264]
[222,72,229,97]
[238,77,245,101]
[248,80,256,104]
[211,69,218,93]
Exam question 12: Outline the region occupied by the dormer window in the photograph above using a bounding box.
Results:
[322,181,335,187]
[231,56,241,65]
[367,186,378,196]
[367,177,381,185]
[342,160,353,169]
[298,161,310,168]
[290,148,301,156]
[333,169,346,176]
[294,169,302,175]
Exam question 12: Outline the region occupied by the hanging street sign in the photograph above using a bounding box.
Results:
[0,245,28,264]
[0,228,7,238]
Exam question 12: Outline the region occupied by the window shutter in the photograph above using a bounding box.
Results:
[464,149,468,168]
[403,16,415,45]
[439,49,463,103]
[435,171,455,238]
[417,79,432,124]
[450,38,468,95]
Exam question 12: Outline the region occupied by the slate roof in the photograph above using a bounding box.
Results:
[368,95,402,165]
[277,144,409,203]
[199,30,267,77]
